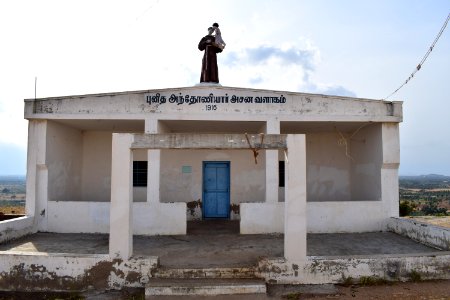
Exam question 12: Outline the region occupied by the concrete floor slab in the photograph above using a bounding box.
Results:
[307,232,441,256]
[0,221,443,268]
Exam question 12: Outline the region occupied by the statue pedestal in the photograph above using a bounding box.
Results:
[195,82,222,87]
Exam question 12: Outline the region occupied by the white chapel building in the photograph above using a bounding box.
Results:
[24,85,402,260]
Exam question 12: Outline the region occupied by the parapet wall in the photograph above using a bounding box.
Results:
[0,252,158,291]
[387,217,450,250]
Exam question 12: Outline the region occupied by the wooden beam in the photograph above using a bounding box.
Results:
[131,133,287,150]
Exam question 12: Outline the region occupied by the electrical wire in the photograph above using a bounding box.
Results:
[135,0,160,22]
[384,13,449,100]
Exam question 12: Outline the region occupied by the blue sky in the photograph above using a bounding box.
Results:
[0,0,449,175]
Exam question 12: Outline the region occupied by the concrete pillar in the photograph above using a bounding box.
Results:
[147,151,160,204]
[25,120,48,231]
[381,123,400,218]
[146,119,160,204]
[265,119,280,204]
[284,134,307,261]
[35,165,48,231]
[138,119,186,235]
[109,133,134,259]
[241,120,283,234]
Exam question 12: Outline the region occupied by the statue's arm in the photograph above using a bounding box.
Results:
[198,36,209,51]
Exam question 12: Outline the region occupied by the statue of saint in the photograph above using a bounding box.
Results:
[198,23,224,83]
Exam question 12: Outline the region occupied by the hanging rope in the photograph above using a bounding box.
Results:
[244,133,265,164]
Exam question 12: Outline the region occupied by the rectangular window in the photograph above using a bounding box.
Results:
[279,161,285,187]
[133,161,148,187]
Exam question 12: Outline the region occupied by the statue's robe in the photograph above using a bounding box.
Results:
[198,35,222,83]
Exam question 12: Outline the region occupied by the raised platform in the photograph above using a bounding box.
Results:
[0,229,440,267]
[0,220,449,291]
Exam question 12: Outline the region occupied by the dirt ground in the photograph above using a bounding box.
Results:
[294,280,450,300]
[0,206,25,215]
[406,216,450,228]
[0,280,449,299]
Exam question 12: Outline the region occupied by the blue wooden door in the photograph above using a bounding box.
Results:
[203,162,230,218]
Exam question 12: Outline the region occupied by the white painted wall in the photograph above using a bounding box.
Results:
[47,201,186,235]
[81,131,112,202]
[133,202,186,235]
[0,217,35,243]
[48,201,110,233]
[307,201,386,232]
[279,131,357,203]
[46,200,389,234]
[25,86,403,123]
[261,254,450,284]
[387,217,449,250]
[240,203,284,234]
[279,125,388,204]
[46,121,82,202]
[50,132,147,202]
[42,126,391,231]
[350,124,382,201]
[39,124,394,233]
[0,253,158,290]
[305,133,352,202]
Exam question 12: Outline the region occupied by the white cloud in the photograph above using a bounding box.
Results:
[219,41,356,97]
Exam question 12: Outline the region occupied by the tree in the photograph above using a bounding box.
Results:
[421,201,447,216]
[399,201,414,216]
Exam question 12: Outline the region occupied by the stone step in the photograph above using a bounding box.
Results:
[152,266,259,279]
[145,278,267,296]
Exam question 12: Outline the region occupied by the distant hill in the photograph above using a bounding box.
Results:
[0,175,26,183]
[400,174,450,180]
[400,174,450,189]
